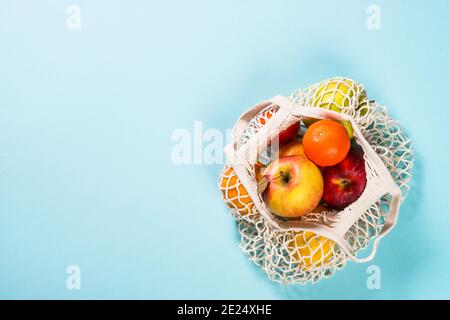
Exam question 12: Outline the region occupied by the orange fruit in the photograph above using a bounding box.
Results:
[219,165,254,215]
[303,120,350,167]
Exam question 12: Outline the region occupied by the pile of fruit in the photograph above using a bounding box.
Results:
[221,78,369,218]
[258,119,367,219]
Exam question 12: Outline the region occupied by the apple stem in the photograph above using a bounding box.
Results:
[257,177,269,193]
[268,173,282,182]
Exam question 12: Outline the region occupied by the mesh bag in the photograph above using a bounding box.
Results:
[219,77,414,285]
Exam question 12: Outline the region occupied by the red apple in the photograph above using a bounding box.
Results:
[263,156,323,218]
[277,122,300,145]
[321,144,367,210]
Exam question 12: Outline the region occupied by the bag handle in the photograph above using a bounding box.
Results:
[338,182,402,263]
[231,95,295,143]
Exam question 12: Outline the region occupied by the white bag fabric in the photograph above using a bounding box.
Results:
[219,78,414,284]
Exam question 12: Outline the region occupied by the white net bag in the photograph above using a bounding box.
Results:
[219,77,414,285]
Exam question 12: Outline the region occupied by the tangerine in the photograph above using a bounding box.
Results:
[303,120,350,167]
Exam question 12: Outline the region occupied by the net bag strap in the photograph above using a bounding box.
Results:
[342,183,402,263]
[224,95,295,222]
[231,95,293,141]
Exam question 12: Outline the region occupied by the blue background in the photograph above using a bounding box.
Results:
[1,0,449,299]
